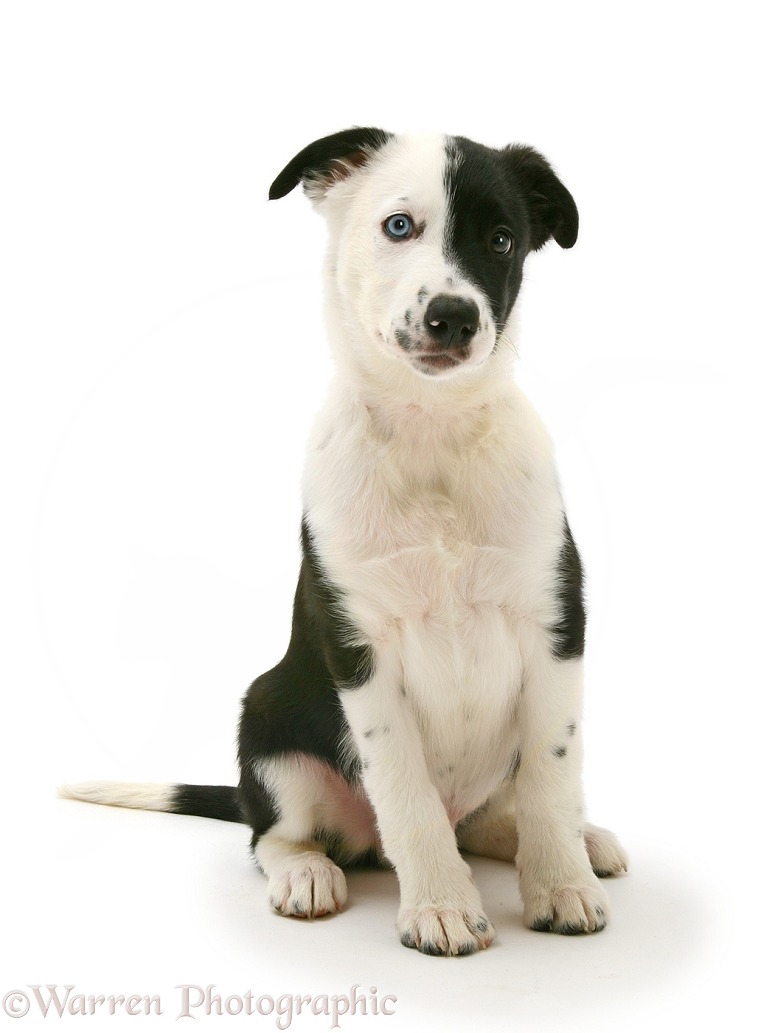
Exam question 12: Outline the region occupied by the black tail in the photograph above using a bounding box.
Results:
[59,780,244,823]
[171,784,243,822]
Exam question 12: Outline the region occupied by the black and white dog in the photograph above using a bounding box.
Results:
[62,128,627,956]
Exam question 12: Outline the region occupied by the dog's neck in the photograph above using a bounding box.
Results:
[325,305,518,433]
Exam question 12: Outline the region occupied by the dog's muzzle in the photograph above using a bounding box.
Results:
[424,295,479,351]
[415,294,480,373]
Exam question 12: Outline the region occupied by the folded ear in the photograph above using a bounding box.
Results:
[269,127,394,202]
[503,145,579,250]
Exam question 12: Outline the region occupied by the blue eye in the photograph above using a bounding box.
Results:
[384,213,414,239]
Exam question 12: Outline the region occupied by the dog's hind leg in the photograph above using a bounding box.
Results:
[457,782,520,863]
[255,833,348,918]
[458,783,628,877]
[242,752,380,919]
[582,823,629,878]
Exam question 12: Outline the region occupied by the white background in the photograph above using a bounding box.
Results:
[1,2,759,1030]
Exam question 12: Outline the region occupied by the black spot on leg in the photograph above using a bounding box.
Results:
[552,744,567,758]
[567,721,576,736]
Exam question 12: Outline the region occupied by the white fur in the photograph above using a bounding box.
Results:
[257,134,625,950]
[59,781,174,811]
[62,134,627,954]
[317,134,499,387]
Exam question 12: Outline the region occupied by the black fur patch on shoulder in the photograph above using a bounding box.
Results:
[298,520,375,689]
[237,521,374,840]
[549,516,586,660]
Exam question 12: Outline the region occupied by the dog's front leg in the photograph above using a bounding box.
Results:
[515,641,609,934]
[339,653,494,956]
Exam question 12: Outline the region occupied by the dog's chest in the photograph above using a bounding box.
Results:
[306,394,561,818]
[306,393,560,637]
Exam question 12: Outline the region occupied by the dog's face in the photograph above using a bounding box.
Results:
[270,129,578,381]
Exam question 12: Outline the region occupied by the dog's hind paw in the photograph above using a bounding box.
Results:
[397,904,494,956]
[584,823,629,878]
[268,852,348,919]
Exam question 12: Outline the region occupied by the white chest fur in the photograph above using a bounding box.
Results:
[304,379,566,821]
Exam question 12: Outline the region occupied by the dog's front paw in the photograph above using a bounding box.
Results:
[397,904,494,956]
[268,852,348,918]
[522,876,609,935]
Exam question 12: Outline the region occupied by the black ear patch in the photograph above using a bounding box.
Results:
[503,145,579,251]
[269,126,393,201]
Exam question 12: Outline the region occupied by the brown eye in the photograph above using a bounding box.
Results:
[491,229,513,254]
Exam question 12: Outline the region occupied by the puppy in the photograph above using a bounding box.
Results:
[62,128,627,956]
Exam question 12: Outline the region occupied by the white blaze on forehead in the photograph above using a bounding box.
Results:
[365,133,449,234]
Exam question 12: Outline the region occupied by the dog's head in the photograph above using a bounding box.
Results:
[270,128,577,383]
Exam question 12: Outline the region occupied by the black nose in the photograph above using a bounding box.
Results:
[424,295,479,350]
